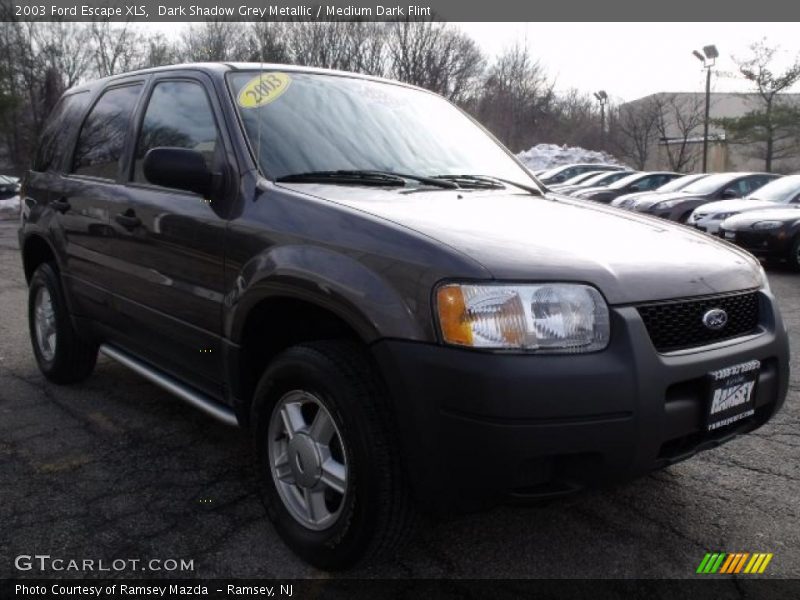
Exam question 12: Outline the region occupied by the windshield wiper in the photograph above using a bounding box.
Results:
[433,174,541,195]
[276,170,458,189]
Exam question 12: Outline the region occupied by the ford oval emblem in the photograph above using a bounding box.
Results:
[702,308,728,330]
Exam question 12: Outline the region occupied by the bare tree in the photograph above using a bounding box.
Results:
[180,21,251,62]
[286,21,386,75]
[91,22,144,77]
[717,39,800,171]
[652,93,705,171]
[612,97,661,169]
[387,21,485,103]
[474,43,553,152]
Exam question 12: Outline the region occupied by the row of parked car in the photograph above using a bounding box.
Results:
[0,175,21,218]
[534,163,800,271]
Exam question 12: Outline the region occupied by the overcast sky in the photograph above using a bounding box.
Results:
[146,22,800,102]
[457,23,800,102]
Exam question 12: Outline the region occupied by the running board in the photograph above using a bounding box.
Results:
[99,344,239,427]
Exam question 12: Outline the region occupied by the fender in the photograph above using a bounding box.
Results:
[225,244,428,346]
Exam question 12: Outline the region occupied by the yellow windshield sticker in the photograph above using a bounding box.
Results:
[238,73,291,109]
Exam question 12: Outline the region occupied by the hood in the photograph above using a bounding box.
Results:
[572,186,609,197]
[633,191,697,210]
[610,191,651,207]
[280,183,762,304]
[693,199,773,216]
[724,207,800,229]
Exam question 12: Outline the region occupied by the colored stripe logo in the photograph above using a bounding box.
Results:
[697,552,773,574]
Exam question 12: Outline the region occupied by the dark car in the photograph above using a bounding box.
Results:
[0,175,19,200]
[574,171,682,204]
[19,64,789,570]
[547,169,608,190]
[551,169,635,195]
[611,173,710,209]
[719,207,800,270]
[635,172,781,222]
[537,162,624,185]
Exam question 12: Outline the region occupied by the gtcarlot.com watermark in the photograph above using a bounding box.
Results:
[15,554,194,573]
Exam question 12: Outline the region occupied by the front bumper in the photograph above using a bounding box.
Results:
[720,228,792,259]
[371,291,790,513]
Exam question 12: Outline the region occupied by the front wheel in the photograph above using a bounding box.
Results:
[28,262,98,383]
[251,341,414,570]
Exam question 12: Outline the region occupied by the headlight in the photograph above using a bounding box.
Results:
[652,199,682,210]
[752,220,782,230]
[436,283,610,352]
[712,212,734,220]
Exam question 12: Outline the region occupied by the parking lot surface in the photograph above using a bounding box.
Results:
[0,220,798,579]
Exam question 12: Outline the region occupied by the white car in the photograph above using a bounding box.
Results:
[0,194,20,219]
[688,174,800,233]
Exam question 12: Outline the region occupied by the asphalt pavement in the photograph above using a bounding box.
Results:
[0,219,798,579]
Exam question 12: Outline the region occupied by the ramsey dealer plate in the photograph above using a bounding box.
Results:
[707,360,760,432]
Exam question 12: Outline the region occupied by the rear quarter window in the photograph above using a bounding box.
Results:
[33,92,90,173]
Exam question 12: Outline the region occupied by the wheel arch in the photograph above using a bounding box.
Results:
[21,233,60,284]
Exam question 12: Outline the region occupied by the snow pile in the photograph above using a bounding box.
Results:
[0,195,20,219]
[516,144,625,171]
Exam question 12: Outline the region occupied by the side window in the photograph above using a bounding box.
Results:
[33,92,91,173]
[72,85,142,180]
[744,177,764,194]
[133,81,219,185]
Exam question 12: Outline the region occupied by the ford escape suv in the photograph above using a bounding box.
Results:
[19,64,790,570]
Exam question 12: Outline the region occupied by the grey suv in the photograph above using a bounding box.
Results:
[18,63,790,570]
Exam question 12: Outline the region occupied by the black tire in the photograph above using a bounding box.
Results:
[28,262,98,383]
[789,235,800,272]
[251,340,414,570]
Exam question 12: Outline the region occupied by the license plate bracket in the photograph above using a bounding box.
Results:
[706,360,760,432]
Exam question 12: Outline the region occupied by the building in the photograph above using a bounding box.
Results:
[619,92,800,173]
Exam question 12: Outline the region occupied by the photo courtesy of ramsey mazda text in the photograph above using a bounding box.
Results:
[16,60,791,571]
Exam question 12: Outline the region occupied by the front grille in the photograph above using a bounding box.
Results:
[637,290,760,352]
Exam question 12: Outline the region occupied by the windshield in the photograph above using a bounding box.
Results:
[583,171,628,186]
[747,175,800,202]
[658,173,705,192]
[562,171,603,185]
[607,173,646,190]
[228,71,534,186]
[681,173,739,194]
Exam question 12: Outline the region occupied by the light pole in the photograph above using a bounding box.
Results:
[692,45,718,173]
[593,90,608,145]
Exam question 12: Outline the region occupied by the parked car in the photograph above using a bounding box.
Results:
[611,173,709,209]
[0,175,20,200]
[552,169,635,195]
[719,207,800,270]
[573,171,681,204]
[548,169,608,190]
[537,162,625,185]
[19,64,789,570]
[689,174,800,233]
[634,172,781,222]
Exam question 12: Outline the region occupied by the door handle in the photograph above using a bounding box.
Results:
[115,212,141,229]
[50,198,71,213]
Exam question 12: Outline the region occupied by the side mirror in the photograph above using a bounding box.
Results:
[721,189,739,199]
[628,184,641,192]
[143,147,215,197]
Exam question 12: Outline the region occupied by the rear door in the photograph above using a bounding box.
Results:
[101,72,232,398]
[54,83,144,320]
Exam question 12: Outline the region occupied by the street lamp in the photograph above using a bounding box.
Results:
[594,90,608,143]
[692,44,718,173]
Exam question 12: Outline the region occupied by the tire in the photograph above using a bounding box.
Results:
[789,235,800,272]
[251,340,414,570]
[28,262,98,384]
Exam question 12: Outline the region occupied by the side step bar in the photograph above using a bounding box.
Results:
[99,344,239,427]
